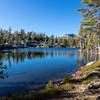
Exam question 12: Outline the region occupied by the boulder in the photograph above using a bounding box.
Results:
[86,62,94,66]
[88,81,100,89]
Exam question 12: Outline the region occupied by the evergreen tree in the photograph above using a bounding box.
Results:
[77,0,100,50]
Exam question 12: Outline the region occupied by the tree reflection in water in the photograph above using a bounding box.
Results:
[77,50,100,68]
[0,49,100,71]
[0,49,77,67]
[0,61,8,79]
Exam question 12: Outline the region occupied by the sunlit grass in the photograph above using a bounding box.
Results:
[82,61,100,75]
[82,77,93,84]
[61,83,75,90]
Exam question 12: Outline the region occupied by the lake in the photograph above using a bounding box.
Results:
[0,48,99,96]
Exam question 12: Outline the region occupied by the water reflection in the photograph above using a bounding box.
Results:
[78,50,100,67]
[0,51,45,67]
[0,48,78,68]
[0,49,100,67]
[0,49,100,69]
[0,62,8,79]
[0,48,99,96]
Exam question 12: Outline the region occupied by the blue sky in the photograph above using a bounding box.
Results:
[0,0,82,36]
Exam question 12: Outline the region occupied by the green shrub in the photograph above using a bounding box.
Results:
[62,83,75,90]
[45,80,54,90]
[63,75,69,84]
[82,77,93,84]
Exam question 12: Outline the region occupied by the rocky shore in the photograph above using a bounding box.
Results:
[50,61,100,100]
[50,79,100,100]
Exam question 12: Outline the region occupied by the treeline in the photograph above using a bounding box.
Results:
[0,28,77,48]
[77,0,100,50]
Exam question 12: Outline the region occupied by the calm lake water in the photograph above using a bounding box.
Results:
[0,48,99,96]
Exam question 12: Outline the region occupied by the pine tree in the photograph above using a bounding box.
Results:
[77,0,100,50]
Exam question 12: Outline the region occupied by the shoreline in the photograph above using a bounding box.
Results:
[1,47,100,54]
[2,61,100,100]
